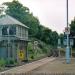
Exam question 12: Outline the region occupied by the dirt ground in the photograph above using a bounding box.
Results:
[31,58,75,73]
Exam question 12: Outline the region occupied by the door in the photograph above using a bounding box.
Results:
[0,47,7,59]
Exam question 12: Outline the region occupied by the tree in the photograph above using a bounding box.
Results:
[59,33,64,46]
[51,31,59,47]
[41,27,52,44]
[35,25,44,40]
[70,17,75,47]
[70,18,75,37]
[3,0,40,36]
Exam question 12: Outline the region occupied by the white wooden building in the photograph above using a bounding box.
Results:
[0,15,29,64]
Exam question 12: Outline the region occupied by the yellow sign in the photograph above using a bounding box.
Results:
[19,50,24,60]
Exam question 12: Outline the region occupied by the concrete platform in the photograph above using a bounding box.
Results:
[31,58,75,73]
[0,57,55,75]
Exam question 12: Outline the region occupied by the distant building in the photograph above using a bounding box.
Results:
[0,15,29,63]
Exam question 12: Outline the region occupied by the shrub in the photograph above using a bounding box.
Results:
[0,58,6,68]
[6,58,16,65]
[30,55,34,59]
[72,53,75,57]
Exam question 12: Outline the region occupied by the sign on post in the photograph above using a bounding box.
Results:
[63,38,74,46]
[33,41,38,50]
[19,50,24,60]
[70,39,74,46]
[58,39,61,48]
[63,39,67,46]
[34,41,38,46]
[65,27,70,35]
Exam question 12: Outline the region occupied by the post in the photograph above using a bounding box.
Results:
[66,0,70,64]
[7,26,10,65]
[25,42,28,62]
[58,39,61,57]
[71,47,72,58]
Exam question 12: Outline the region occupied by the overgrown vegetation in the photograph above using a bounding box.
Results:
[70,18,75,48]
[0,58,6,70]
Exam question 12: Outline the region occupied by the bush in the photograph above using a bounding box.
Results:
[9,59,14,64]
[6,58,17,65]
[0,58,6,68]
[30,55,34,59]
[72,53,75,57]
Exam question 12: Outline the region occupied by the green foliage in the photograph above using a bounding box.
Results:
[41,28,52,44]
[27,42,35,60]
[27,42,34,53]
[27,40,52,60]
[59,34,64,46]
[3,0,39,37]
[5,58,17,66]
[70,18,75,48]
[30,55,34,59]
[0,58,6,68]
[36,26,59,46]
[9,59,15,64]
[70,19,75,34]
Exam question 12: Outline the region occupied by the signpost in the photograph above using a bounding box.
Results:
[70,39,74,46]
[63,38,73,58]
[63,38,73,46]
[66,0,70,64]
[33,41,38,58]
[65,27,71,64]
[19,50,24,60]
[70,39,73,57]
[58,39,61,57]
[33,41,38,50]
[65,27,70,35]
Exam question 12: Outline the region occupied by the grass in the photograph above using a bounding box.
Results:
[0,58,6,70]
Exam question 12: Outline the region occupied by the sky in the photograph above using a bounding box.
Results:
[0,0,75,34]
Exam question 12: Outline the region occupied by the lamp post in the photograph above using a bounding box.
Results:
[66,0,70,64]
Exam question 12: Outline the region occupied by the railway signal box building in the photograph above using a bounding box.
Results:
[0,15,29,63]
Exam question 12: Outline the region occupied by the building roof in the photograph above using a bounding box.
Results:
[0,15,29,28]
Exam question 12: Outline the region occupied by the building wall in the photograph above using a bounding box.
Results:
[0,25,28,63]
[16,25,28,40]
[0,27,2,36]
[0,40,27,62]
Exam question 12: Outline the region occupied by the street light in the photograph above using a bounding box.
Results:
[66,0,70,64]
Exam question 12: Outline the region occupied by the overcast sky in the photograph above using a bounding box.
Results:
[0,0,75,34]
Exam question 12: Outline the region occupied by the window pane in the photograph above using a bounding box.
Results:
[2,26,8,35]
[9,26,16,35]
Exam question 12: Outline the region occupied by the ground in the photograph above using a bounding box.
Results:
[0,57,75,75]
[31,58,75,73]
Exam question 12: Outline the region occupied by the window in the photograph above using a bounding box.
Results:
[2,26,8,35]
[2,26,16,35]
[9,26,16,35]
